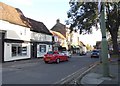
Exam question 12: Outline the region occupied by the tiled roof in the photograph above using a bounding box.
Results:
[51,19,66,38]
[0,2,29,27]
[50,31,65,39]
[27,18,52,35]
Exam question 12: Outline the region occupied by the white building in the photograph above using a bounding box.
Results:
[28,18,53,58]
[0,2,31,62]
[0,20,31,62]
[0,2,53,62]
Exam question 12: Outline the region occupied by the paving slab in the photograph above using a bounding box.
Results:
[81,73,112,85]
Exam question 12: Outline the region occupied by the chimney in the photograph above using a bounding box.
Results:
[56,19,60,23]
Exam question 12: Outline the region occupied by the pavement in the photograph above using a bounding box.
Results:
[79,57,119,86]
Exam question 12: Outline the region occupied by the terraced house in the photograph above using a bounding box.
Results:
[0,2,52,62]
[28,18,53,58]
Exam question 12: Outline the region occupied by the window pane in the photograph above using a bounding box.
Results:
[40,45,46,53]
[18,46,22,56]
[12,43,27,57]
[12,46,17,56]
[47,51,53,54]
[22,47,27,55]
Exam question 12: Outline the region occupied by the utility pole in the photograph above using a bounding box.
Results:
[100,2,110,77]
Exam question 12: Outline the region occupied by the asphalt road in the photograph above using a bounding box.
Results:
[2,54,99,84]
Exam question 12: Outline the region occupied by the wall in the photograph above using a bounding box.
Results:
[31,31,52,42]
[0,20,31,41]
[71,32,79,46]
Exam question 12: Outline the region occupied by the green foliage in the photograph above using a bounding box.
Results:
[67,1,99,34]
[86,44,93,51]
[67,1,120,34]
[67,1,120,54]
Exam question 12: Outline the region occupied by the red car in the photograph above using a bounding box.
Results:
[43,51,68,63]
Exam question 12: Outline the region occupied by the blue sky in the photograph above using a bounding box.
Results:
[1,0,70,29]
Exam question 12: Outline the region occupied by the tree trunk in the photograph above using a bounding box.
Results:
[111,30,119,54]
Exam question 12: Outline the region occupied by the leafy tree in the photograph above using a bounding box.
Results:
[67,0,120,54]
[86,44,93,51]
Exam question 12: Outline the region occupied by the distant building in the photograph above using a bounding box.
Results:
[51,19,81,51]
[51,19,67,38]
[50,31,67,51]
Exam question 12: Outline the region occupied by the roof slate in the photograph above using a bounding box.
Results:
[27,18,52,35]
[0,2,29,27]
[51,21,66,38]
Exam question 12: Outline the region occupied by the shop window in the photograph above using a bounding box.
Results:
[12,46,17,56]
[12,44,27,57]
[39,45,46,53]
[22,47,27,55]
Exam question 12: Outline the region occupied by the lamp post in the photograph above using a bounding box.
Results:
[100,2,110,77]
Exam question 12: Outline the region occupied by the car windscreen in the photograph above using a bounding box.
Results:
[62,51,67,53]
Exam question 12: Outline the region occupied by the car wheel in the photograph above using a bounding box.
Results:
[56,59,60,64]
[44,61,48,63]
[66,58,69,61]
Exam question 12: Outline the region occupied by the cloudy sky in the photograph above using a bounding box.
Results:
[1,0,102,46]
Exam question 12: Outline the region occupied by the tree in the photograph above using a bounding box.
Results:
[67,1,120,54]
[86,44,93,51]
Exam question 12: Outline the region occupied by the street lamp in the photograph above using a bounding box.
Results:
[100,2,110,77]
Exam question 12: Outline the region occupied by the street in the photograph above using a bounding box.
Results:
[2,54,99,84]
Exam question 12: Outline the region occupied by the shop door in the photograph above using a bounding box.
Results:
[31,43,37,58]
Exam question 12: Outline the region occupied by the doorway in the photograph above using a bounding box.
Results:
[0,31,5,62]
[31,42,37,58]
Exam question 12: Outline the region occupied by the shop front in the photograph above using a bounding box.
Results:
[30,40,53,58]
[4,39,31,62]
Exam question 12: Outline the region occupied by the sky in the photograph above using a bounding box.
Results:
[1,0,70,29]
[1,0,102,46]
[79,28,102,46]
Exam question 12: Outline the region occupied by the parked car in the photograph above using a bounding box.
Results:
[91,50,99,58]
[43,51,68,63]
[61,51,71,58]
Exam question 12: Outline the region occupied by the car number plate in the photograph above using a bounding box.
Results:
[46,58,50,61]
